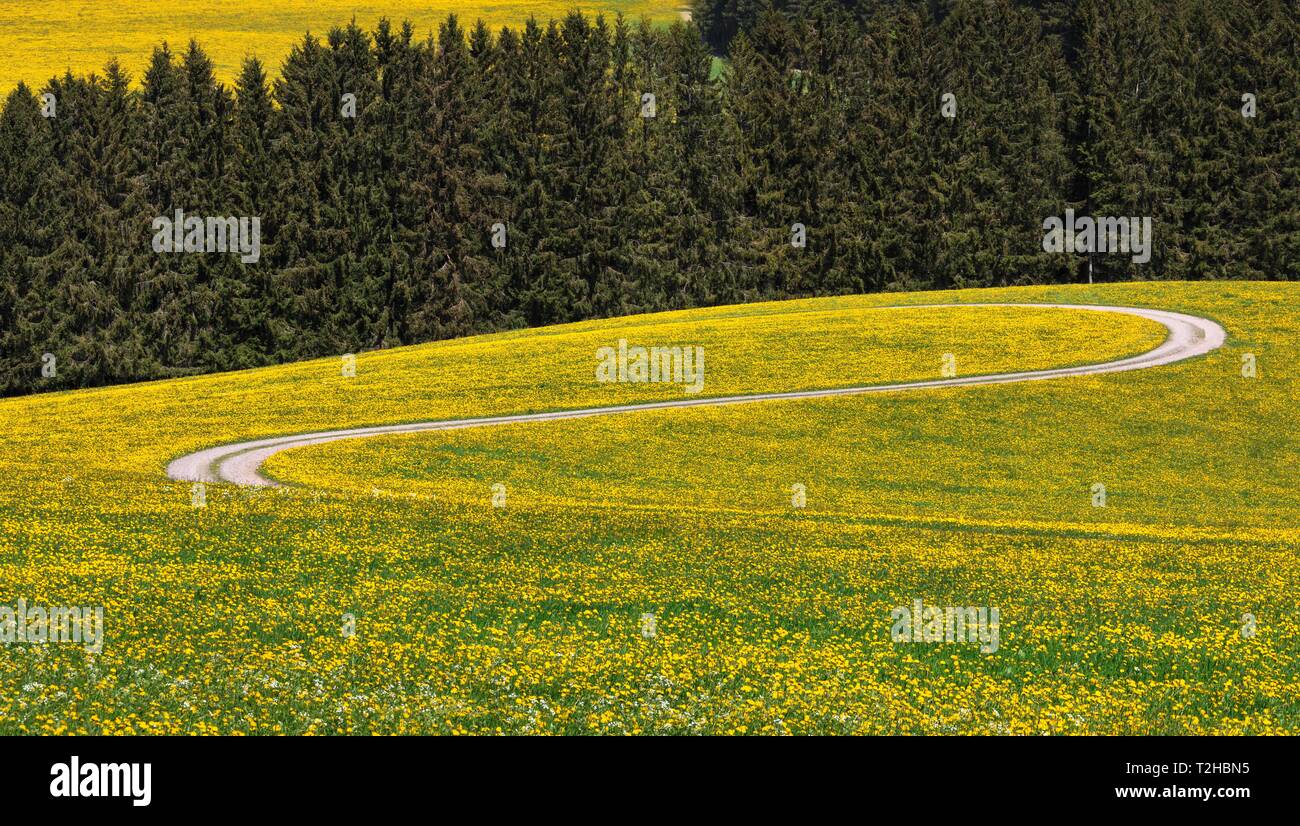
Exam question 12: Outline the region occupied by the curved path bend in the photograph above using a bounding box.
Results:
[166,303,1227,488]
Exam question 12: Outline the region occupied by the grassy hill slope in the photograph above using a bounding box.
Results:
[1,282,1296,734]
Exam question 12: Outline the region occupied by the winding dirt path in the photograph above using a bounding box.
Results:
[166,303,1226,488]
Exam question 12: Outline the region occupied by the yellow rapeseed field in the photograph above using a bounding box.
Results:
[0,1,685,94]
[1,283,1297,734]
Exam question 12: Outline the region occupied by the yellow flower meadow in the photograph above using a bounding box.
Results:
[1,282,1296,734]
[0,2,685,94]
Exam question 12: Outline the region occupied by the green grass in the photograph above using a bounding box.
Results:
[1,282,1297,735]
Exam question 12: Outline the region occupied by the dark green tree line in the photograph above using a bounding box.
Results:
[0,2,1295,396]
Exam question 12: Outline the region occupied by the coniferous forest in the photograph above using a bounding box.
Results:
[0,0,1296,396]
